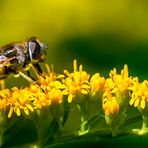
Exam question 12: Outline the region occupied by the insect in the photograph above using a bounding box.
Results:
[0,37,47,84]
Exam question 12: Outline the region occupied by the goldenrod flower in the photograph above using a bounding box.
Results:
[104,78,115,92]
[36,64,63,89]
[34,64,64,105]
[109,64,132,93]
[90,73,105,96]
[47,88,63,104]
[62,60,90,103]
[103,91,119,116]
[102,65,131,117]
[130,79,148,109]
[7,87,34,118]
[27,85,49,109]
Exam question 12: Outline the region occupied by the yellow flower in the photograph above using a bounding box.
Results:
[7,87,34,118]
[28,84,47,109]
[104,78,115,92]
[103,91,119,116]
[33,92,51,109]
[90,73,105,96]
[36,64,63,89]
[33,64,64,105]
[109,64,132,93]
[30,86,63,109]
[46,88,63,104]
[62,60,90,103]
[129,79,148,109]
[102,66,131,131]
[103,65,131,113]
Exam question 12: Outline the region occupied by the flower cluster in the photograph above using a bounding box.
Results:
[62,60,90,103]
[0,60,147,121]
[0,64,65,118]
[102,64,132,116]
[130,78,148,110]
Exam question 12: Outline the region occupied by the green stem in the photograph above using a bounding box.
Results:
[48,127,141,147]
[76,104,89,135]
[120,115,142,128]
[77,104,85,122]
[142,111,147,129]
[32,109,61,147]
[29,109,51,147]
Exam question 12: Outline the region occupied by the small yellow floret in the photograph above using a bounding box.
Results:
[130,80,148,109]
[90,73,105,96]
[62,60,90,103]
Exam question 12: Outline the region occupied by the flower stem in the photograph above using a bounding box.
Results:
[76,103,90,135]
[142,111,148,129]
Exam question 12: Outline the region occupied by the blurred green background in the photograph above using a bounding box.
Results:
[1,0,148,84]
[1,0,148,147]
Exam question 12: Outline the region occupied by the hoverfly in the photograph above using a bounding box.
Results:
[0,37,47,85]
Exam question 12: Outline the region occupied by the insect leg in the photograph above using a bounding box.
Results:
[19,72,36,85]
[27,70,31,77]
[27,70,36,81]
[31,64,45,78]
[33,63,42,74]
[19,72,45,92]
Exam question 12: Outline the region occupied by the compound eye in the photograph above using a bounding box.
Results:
[28,39,41,60]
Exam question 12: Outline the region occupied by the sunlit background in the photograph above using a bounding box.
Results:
[0,0,148,86]
[1,1,148,147]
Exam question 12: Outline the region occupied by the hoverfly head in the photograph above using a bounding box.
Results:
[27,37,47,63]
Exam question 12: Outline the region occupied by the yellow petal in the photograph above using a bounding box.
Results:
[45,64,51,74]
[140,99,145,109]
[82,84,90,89]
[73,59,77,72]
[62,90,68,95]
[134,99,140,107]
[129,98,135,106]
[90,73,100,82]
[79,64,83,72]
[16,107,21,116]
[8,107,14,118]
[54,81,65,89]
[68,94,73,103]
[24,108,29,115]
[123,64,128,78]
[26,104,34,112]
[81,89,88,94]
[64,70,70,76]
[57,74,65,79]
